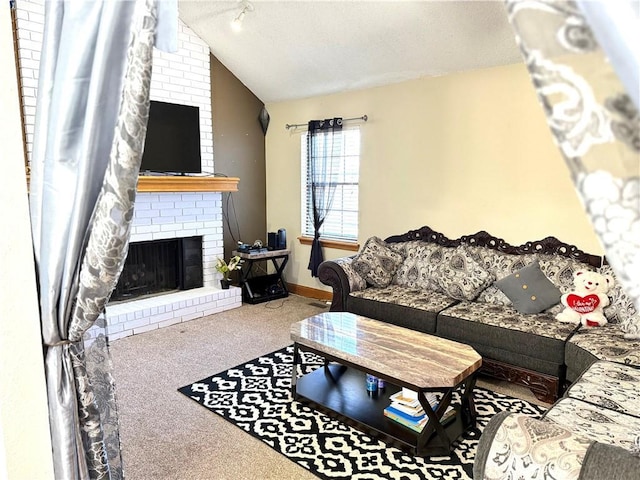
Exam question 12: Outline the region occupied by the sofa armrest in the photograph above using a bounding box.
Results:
[474,412,640,480]
[580,442,640,480]
[318,256,366,311]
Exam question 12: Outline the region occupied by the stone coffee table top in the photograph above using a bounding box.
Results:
[291,311,482,388]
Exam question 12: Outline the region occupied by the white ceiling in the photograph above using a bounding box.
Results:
[178,1,524,104]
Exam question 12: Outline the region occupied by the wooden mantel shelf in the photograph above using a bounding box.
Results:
[137,175,239,192]
[26,174,239,193]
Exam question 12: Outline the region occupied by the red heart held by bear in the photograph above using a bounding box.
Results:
[567,294,600,314]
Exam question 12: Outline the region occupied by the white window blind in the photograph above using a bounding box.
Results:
[301,128,360,241]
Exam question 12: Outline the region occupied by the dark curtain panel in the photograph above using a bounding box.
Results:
[307,117,343,277]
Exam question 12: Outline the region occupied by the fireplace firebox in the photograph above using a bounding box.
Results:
[111,236,203,302]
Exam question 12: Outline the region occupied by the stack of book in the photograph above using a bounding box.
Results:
[383,388,455,433]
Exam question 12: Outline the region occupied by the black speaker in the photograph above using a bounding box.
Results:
[267,232,277,250]
[277,228,286,250]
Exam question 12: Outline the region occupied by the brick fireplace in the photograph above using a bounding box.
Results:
[96,189,241,342]
[14,1,242,343]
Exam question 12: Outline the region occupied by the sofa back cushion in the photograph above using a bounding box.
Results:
[392,243,495,300]
[435,246,495,301]
[391,241,444,293]
[468,247,538,280]
[352,236,405,288]
[536,254,596,293]
[467,247,595,309]
[468,248,538,306]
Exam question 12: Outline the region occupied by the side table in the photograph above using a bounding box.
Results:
[233,249,290,304]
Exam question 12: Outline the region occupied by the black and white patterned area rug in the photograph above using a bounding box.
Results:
[178,346,545,480]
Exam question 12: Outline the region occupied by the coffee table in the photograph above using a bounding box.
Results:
[290,312,482,456]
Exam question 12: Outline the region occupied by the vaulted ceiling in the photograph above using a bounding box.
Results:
[178,1,523,103]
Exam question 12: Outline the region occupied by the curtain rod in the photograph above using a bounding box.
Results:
[285,115,368,130]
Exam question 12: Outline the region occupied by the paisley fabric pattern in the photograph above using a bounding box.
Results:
[476,286,511,307]
[333,256,367,293]
[506,0,640,316]
[386,239,416,255]
[349,285,458,313]
[568,325,640,366]
[567,361,640,418]
[435,246,494,301]
[481,413,591,480]
[441,301,577,341]
[544,398,640,453]
[474,253,595,316]
[470,249,537,306]
[536,254,596,294]
[598,265,640,339]
[467,247,538,282]
[392,241,444,293]
[470,248,594,307]
[351,236,404,288]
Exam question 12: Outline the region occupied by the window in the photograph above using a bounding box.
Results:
[301,127,360,242]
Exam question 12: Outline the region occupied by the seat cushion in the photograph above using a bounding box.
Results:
[566,324,640,381]
[437,301,578,376]
[544,397,640,453]
[347,285,458,334]
[567,361,640,418]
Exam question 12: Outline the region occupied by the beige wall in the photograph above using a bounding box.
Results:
[0,5,54,478]
[265,63,602,292]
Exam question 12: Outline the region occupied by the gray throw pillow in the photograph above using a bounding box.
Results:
[495,260,561,314]
[352,236,404,288]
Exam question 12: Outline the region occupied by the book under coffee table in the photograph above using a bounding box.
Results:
[290,312,482,456]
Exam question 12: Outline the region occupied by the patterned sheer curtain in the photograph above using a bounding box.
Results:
[505,0,640,335]
[307,117,343,277]
[28,1,176,478]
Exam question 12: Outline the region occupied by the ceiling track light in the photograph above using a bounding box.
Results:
[231,1,254,32]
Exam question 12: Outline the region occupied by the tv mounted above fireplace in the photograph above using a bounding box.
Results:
[141,100,201,174]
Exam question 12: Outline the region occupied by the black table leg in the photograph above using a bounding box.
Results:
[459,373,478,427]
[291,343,299,398]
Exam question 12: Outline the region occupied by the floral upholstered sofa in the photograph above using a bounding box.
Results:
[318,226,640,403]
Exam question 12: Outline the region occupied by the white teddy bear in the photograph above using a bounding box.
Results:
[556,270,613,327]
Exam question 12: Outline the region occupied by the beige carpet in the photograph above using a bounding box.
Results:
[110,294,546,480]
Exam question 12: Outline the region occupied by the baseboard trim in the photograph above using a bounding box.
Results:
[288,283,332,301]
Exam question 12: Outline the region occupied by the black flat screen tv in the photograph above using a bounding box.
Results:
[141,100,201,174]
